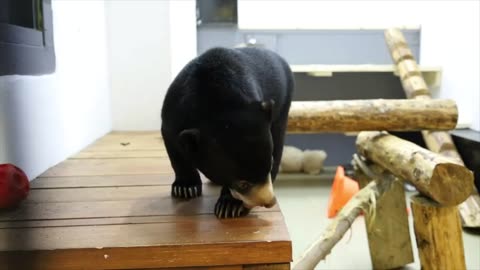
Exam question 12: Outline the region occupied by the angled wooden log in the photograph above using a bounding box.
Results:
[354,155,413,270]
[385,27,480,228]
[356,131,474,206]
[411,194,466,270]
[287,99,457,133]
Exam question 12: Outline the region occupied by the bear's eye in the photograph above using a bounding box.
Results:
[237,181,252,191]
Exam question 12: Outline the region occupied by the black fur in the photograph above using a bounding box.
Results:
[161,47,294,218]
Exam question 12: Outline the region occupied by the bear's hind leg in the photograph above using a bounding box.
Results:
[214,186,251,218]
[162,130,202,199]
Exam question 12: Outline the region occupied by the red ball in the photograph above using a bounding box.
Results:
[0,164,30,209]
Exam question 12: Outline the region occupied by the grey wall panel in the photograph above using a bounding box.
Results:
[197,27,421,65]
[292,72,407,101]
[196,26,241,53]
[274,30,420,65]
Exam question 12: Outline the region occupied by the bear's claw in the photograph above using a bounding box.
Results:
[171,184,202,199]
[214,196,250,219]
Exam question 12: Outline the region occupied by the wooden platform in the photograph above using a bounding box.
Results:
[0,132,292,270]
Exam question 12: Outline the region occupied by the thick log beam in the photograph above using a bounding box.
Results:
[411,195,466,270]
[356,131,474,206]
[287,99,457,133]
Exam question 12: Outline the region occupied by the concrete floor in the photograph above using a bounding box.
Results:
[275,174,480,270]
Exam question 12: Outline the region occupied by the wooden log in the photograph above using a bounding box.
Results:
[457,195,480,228]
[287,99,458,133]
[397,59,421,80]
[401,75,430,98]
[292,180,388,270]
[421,130,459,154]
[354,156,414,269]
[411,194,466,270]
[385,28,408,52]
[391,46,414,64]
[356,131,474,206]
[385,27,480,228]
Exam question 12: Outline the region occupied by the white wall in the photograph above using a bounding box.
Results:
[105,0,196,131]
[169,0,197,81]
[239,0,480,130]
[474,81,480,131]
[106,0,196,131]
[238,1,422,30]
[106,1,170,131]
[0,1,111,179]
[419,1,480,131]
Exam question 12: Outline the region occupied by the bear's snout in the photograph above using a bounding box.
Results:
[263,196,277,208]
[231,174,277,209]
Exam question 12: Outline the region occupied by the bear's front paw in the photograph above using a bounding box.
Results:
[214,195,251,219]
[171,182,202,199]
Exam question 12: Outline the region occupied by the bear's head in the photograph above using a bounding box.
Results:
[179,100,277,209]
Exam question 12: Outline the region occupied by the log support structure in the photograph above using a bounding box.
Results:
[384,28,480,229]
[289,27,473,270]
[355,131,472,269]
[294,131,472,269]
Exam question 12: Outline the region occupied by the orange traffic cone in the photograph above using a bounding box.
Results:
[327,166,360,218]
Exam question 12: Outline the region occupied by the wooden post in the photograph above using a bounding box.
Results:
[411,194,466,270]
[354,156,414,269]
[385,27,480,227]
[287,99,457,133]
[356,131,474,206]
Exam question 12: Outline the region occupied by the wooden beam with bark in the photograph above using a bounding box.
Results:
[287,99,457,133]
[356,131,474,206]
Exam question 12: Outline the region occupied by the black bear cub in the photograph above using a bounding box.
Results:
[161,47,294,218]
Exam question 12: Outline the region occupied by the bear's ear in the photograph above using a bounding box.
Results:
[260,99,275,121]
[179,129,200,154]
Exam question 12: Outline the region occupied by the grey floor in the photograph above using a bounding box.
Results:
[275,172,480,270]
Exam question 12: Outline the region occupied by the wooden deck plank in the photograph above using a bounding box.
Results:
[0,196,279,221]
[0,213,288,251]
[41,158,173,177]
[30,175,175,189]
[0,213,280,229]
[72,149,168,159]
[82,131,165,152]
[0,241,291,270]
[72,131,168,158]
[26,185,220,203]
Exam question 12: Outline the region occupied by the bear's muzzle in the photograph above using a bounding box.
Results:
[230,174,277,209]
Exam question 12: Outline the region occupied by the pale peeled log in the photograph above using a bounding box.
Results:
[303,150,327,175]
